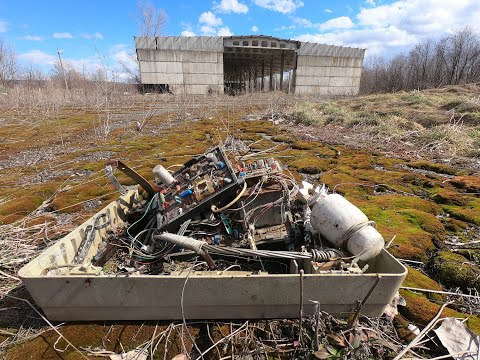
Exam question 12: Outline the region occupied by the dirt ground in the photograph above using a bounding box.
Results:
[1,87,480,359]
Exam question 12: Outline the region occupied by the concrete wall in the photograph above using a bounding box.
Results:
[135,36,366,96]
[294,43,365,96]
[136,36,224,95]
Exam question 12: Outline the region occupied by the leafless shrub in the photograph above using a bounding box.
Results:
[0,39,19,88]
[361,27,480,94]
[136,0,166,37]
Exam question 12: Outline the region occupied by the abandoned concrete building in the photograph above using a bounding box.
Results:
[134,35,365,96]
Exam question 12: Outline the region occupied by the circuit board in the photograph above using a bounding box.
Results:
[155,146,243,232]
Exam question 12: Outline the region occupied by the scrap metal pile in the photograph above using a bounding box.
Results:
[60,145,385,277]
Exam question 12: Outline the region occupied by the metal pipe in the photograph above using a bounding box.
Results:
[154,233,216,269]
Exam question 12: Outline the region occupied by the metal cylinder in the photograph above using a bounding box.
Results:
[153,165,175,185]
[310,194,384,261]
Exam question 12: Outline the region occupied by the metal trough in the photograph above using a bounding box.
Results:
[19,188,407,321]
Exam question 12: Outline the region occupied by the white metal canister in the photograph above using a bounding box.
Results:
[153,165,175,185]
[310,193,384,261]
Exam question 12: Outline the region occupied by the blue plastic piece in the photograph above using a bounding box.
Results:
[180,189,193,198]
[213,234,220,245]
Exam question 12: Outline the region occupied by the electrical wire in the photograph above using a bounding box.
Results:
[210,181,248,213]
[126,193,158,245]
[226,179,264,212]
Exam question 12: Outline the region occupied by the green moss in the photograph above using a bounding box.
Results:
[286,155,330,174]
[368,209,443,261]
[369,194,441,214]
[291,140,318,150]
[402,267,444,301]
[49,181,115,213]
[433,251,480,291]
[442,217,471,234]
[400,290,480,334]
[5,323,165,359]
[450,175,480,192]
[444,199,480,225]
[397,209,445,240]
[454,249,480,263]
[0,195,45,223]
[270,134,295,143]
[408,161,459,176]
[432,188,469,206]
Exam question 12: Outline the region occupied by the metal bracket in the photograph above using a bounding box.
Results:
[105,159,155,197]
[105,164,127,195]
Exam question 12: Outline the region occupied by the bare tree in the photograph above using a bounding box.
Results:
[50,60,84,89]
[0,39,19,87]
[23,65,45,88]
[360,27,480,94]
[136,1,166,37]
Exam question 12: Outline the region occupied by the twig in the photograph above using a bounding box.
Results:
[428,350,478,360]
[3,294,89,360]
[385,235,396,249]
[298,269,304,345]
[194,322,249,360]
[394,301,454,360]
[181,260,206,359]
[401,286,480,299]
[348,275,381,328]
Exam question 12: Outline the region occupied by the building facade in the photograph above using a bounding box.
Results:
[135,35,365,96]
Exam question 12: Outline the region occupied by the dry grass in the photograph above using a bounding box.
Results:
[281,85,480,161]
[1,84,480,357]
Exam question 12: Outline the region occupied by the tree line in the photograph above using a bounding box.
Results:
[0,39,138,91]
[360,27,480,94]
[0,1,165,90]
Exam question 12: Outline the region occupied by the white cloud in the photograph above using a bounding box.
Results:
[251,25,259,32]
[253,0,304,14]
[214,0,249,14]
[199,11,223,27]
[111,44,137,72]
[296,0,480,57]
[53,32,73,39]
[294,16,354,30]
[217,26,233,36]
[0,21,7,33]
[357,0,480,34]
[274,24,296,31]
[198,11,233,36]
[22,35,44,41]
[200,25,216,35]
[325,8,332,13]
[297,26,417,56]
[18,50,56,65]
[318,16,354,30]
[365,0,376,5]
[81,32,104,40]
[181,30,196,36]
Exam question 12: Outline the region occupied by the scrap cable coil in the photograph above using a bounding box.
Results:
[154,233,344,261]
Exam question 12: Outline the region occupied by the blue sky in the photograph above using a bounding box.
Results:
[1,0,479,79]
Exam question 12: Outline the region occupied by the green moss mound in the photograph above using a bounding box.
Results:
[433,251,480,291]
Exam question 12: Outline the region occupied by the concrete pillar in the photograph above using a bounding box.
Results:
[280,50,284,91]
[248,69,252,93]
[269,56,273,91]
[292,53,298,94]
[261,60,265,91]
[254,66,258,92]
[239,71,243,93]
